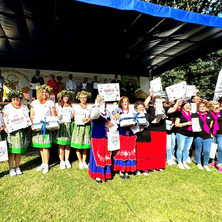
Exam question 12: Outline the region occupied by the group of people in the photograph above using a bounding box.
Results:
[1,85,222,183]
[30,70,124,102]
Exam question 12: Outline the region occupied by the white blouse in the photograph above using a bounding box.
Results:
[31,100,54,119]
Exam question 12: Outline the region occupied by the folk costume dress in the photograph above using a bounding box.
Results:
[147,106,167,170]
[113,108,137,173]
[53,103,73,145]
[30,100,55,148]
[2,103,30,154]
[89,107,112,181]
[136,113,155,172]
[71,104,91,149]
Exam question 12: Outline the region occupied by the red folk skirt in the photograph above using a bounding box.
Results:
[137,131,166,171]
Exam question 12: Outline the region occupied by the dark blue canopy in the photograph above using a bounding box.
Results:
[0,0,222,76]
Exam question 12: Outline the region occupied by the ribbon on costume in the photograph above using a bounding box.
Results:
[40,120,49,137]
[133,112,141,129]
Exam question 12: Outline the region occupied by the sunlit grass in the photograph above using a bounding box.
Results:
[0,150,222,222]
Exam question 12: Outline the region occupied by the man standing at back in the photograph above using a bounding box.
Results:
[31,70,44,99]
[111,74,122,88]
[66,74,76,102]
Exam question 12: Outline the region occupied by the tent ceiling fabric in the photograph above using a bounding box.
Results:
[0,0,222,76]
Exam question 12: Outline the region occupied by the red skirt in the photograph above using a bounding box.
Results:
[147,131,167,170]
[136,142,151,172]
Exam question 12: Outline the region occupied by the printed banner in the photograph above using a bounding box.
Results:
[98,83,120,101]
[214,68,222,100]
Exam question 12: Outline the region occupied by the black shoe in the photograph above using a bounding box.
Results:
[125,175,130,179]
[119,174,125,179]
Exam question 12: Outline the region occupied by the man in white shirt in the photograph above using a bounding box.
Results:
[66,74,76,102]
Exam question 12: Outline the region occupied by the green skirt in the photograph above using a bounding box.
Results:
[71,124,91,149]
[53,122,71,145]
[31,130,52,148]
[6,128,30,154]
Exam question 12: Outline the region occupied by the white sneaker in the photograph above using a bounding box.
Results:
[43,165,49,174]
[60,161,66,170]
[136,171,141,175]
[187,157,191,164]
[197,164,203,170]
[143,172,149,176]
[183,163,191,169]
[83,162,88,169]
[172,155,177,161]
[9,169,16,176]
[36,163,45,172]
[65,160,71,168]
[203,165,211,172]
[178,163,185,170]
[171,158,176,165]
[167,159,173,166]
[79,162,84,169]
[15,168,23,175]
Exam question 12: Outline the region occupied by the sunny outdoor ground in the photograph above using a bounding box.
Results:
[0,148,222,222]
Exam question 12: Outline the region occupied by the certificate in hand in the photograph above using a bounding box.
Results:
[150,77,163,93]
[191,118,201,132]
[166,81,186,101]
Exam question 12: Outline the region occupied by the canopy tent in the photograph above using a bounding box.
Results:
[0,0,222,76]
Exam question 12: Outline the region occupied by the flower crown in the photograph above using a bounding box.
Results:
[57,90,73,99]
[6,90,24,100]
[76,91,91,100]
[36,84,52,93]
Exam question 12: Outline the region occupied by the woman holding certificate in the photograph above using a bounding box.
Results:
[145,96,167,171]
[2,91,30,176]
[175,101,193,170]
[71,91,92,169]
[208,101,222,173]
[192,102,213,171]
[134,101,155,175]
[113,96,137,179]
[30,85,56,174]
[89,95,112,183]
[53,90,73,169]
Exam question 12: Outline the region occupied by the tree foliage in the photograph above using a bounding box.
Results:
[142,0,222,16]
[141,0,222,99]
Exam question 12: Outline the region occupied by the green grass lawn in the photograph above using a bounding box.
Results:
[0,152,222,222]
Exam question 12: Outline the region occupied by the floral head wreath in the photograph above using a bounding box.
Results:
[76,91,91,100]
[57,90,73,99]
[36,84,52,93]
[6,90,24,100]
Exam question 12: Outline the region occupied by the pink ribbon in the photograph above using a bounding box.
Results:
[211,112,219,135]
[182,111,192,131]
[199,112,210,134]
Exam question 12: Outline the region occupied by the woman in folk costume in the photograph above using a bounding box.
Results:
[53,90,73,170]
[2,91,30,176]
[30,85,56,174]
[71,91,92,169]
[113,96,137,179]
[89,95,113,183]
[134,101,156,176]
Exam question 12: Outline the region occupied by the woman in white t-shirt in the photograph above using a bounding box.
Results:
[30,85,56,174]
[2,91,30,176]
[71,91,91,169]
[53,90,74,170]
